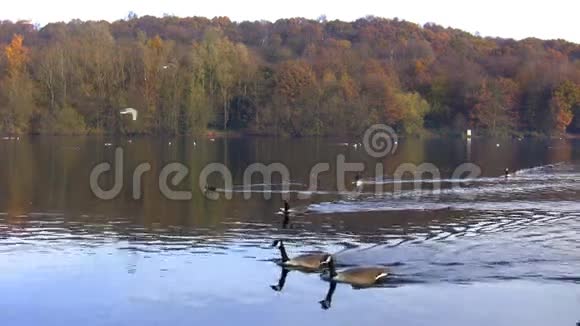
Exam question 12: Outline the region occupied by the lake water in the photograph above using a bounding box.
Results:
[1,136,580,325]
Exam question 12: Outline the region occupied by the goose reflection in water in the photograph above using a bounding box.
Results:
[319,281,337,310]
[281,212,290,229]
[270,267,290,292]
[279,212,302,230]
[268,267,336,311]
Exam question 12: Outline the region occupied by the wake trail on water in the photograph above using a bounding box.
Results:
[307,162,580,214]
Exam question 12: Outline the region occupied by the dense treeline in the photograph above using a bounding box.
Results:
[0,15,579,136]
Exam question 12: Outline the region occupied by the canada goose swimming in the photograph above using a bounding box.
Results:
[319,281,337,310]
[271,240,330,271]
[278,201,309,216]
[270,267,290,292]
[278,200,291,217]
[320,256,390,287]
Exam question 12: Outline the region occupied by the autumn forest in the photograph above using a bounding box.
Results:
[0,15,579,137]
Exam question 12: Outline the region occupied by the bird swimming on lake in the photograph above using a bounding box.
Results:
[504,168,509,178]
[279,200,309,216]
[320,255,390,287]
[354,174,363,188]
[204,185,217,192]
[271,240,331,272]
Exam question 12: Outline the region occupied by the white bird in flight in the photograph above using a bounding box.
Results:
[120,108,138,121]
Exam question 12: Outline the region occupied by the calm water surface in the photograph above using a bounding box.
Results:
[1,136,580,325]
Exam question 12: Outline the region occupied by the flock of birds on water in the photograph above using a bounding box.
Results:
[251,166,532,310]
[202,162,406,302]
[263,175,393,310]
[2,133,578,321]
[264,166,575,315]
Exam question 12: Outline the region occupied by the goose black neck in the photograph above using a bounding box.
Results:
[284,201,290,213]
[278,242,290,262]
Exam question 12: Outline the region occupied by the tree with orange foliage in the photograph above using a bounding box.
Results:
[271,60,320,135]
[1,34,36,134]
[5,34,28,76]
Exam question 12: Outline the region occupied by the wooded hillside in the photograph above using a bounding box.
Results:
[0,15,579,136]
